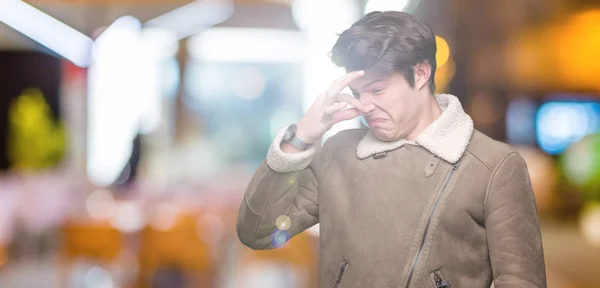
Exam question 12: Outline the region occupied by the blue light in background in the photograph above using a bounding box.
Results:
[506,98,537,145]
[536,101,600,155]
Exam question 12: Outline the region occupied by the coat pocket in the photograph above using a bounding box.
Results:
[430,269,452,288]
[332,260,348,288]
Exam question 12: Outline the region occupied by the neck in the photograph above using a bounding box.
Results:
[405,93,442,141]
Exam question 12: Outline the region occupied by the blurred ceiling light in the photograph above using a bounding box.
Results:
[188,28,307,63]
[365,0,411,13]
[137,28,179,61]
[145,0,233,40]
[87,16,142,187]
[291,0,361,141]
[0,0,93,67]
[135,28,177,135]
[291,0,359,34]
[88,19,173,186]
[92,15,142,59]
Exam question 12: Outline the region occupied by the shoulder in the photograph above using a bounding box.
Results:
[321,128,368,156]
[324,128,368,148]
[465,130,524,172]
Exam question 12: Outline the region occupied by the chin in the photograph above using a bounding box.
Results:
[372,125,409,141]
[371,129,398,142]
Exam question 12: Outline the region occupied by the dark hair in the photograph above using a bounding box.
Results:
[330,11,437,92]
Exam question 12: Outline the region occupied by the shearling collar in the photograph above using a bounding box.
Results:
[356,94,474,163]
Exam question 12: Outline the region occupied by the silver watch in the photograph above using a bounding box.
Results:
[283,124,312,150]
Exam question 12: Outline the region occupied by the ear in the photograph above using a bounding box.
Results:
[413,62,432,91]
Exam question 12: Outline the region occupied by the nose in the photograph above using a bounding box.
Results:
[359,93,373,106]
[358,94,376,114]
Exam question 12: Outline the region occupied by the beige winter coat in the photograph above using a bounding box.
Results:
[237,94,547,288]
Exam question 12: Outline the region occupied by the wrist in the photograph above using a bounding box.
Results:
[295,121,316,144]
[281,141,305,153]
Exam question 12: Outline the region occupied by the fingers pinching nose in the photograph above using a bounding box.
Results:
[360,104,376,115]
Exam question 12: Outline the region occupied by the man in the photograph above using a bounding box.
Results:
[236,11,546,288]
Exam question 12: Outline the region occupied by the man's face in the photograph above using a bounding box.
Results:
[349,72,425,142]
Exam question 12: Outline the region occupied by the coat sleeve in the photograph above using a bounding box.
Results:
[485,151,547,287]
[236,126,330,250]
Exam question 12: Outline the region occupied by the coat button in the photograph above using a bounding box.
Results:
[373,152,387,159]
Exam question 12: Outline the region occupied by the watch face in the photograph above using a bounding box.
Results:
[284,124,296,140]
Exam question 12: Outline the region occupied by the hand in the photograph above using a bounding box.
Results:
[295,71,375,143]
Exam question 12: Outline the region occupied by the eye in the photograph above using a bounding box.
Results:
[372,88,385,95]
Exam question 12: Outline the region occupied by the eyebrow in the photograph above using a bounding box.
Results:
[363,79,384,89]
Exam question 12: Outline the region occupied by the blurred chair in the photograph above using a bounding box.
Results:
[236,231,319,288]
[60,220,124,287]
[137,212,214,288]
[61,221,123,263]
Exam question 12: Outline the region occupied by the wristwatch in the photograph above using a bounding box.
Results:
[283,124,312,150]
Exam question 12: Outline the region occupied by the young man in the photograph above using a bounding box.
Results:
[236,11,546,288]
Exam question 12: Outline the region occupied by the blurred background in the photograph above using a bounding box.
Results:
[0,0,599,287]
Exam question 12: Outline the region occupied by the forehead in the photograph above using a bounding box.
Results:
[349,72,390,91]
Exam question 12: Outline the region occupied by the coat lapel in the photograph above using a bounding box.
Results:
[356,94,474,163]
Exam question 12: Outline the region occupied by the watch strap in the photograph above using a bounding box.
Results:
[288,133,312,150]
[284,124,312,150]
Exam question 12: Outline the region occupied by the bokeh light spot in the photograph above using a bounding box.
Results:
[276,215,292,231]
[270,229,290,248]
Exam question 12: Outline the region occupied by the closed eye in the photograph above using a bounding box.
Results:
[372,88,385,95]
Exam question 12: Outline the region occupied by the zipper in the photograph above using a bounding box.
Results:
[432,270,452,288]
[404,162,460,288]
[332,260,348,288]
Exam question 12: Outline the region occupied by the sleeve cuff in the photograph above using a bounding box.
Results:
[266,125,316,173]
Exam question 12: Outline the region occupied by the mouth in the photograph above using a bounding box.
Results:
[367,118,386,125]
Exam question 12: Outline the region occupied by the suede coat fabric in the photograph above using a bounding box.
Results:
[237,94,547,288]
